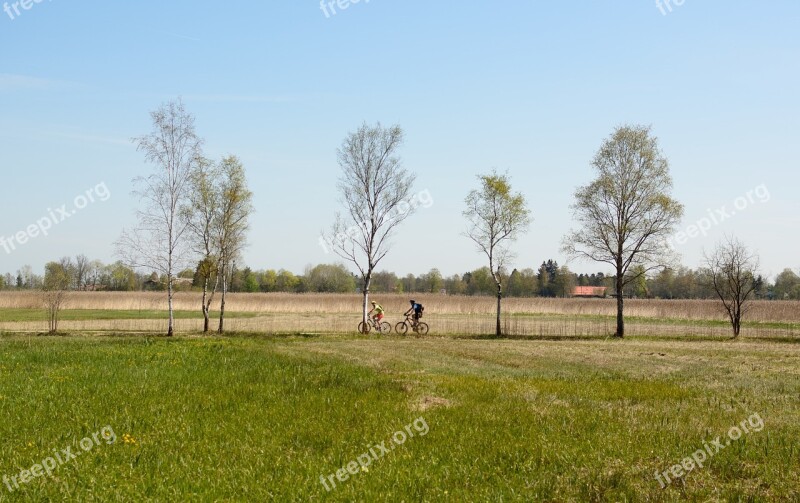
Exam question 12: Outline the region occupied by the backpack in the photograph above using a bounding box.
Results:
[417,304,424,318]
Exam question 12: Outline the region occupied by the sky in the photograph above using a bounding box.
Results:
[1,1,798,280]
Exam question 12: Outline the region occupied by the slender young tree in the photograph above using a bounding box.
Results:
[326,122,416,331]
[215,155,253,334]
[42,260,72,334]
[704,236,760,338]
[563,125,683,338]
[184,157,221,333]
[463,170,531,336]
[116,99,203,336]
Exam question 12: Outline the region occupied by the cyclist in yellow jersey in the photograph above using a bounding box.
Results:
[368,301,385,324]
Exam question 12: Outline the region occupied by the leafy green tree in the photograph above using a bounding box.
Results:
[216,156,254,333]
[464,170,531,336]
[563,125,683,337]
[260,270,278,292]
[242,267,259,293]
[552,266,577,298]
[107,262,138,291]
[507,269,524,297]
[422,268,443,293]
[43,261,73,333]
[625,265,649,298]
[466,267,494,296]
[304,264,356,293]
[276,270,299,292]
[185,156,221,332]
[444,274,466,295]
[672,267,698,298]
[537,263,551,297]
[649,268,676,299]
[773,269,800,300]
[371,271,399,293]
[519,268,538,296]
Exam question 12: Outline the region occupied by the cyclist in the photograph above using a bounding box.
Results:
[368,300,385,326]
[404,300,423,327]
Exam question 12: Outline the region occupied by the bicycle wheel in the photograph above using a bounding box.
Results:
[416,323,429,336]
[395,321,408,335]
[380,322,392,334]
[358,321,371,334]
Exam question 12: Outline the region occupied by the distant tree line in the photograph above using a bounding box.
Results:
[2,256,786,300]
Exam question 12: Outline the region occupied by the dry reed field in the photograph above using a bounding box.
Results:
[2,291,800,321]
[1,292,799,338]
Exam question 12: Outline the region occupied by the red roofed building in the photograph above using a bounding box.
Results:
[572,286,608,298]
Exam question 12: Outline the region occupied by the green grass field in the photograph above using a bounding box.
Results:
[0,333,798,501]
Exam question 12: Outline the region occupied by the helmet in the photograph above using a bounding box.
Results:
[371,301,377,305]
[410,300,416,304]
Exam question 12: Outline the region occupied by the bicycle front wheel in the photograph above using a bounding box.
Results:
[395,321,408,335]
[358,321,371,334]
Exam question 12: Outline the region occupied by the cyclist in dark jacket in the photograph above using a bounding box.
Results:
[404,300,423,326]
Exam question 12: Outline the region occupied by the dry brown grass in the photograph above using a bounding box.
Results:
[1,291,799,321]
[1,292,798,337]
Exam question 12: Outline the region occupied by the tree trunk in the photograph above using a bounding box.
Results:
[361,274,371,334]
[201,276,210,333]
[167,277,174,337]
[218,264,227,334]
[615,270,624,338]
[496,284,502,337]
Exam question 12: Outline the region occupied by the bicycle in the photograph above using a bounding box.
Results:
[395,313,429,336]
[358,316,392,335]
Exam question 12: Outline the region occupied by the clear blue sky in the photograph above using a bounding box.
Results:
[1,1,798,279]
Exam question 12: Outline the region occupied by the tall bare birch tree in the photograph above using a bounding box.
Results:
[326,123,416,332]
[117,99,202,336]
